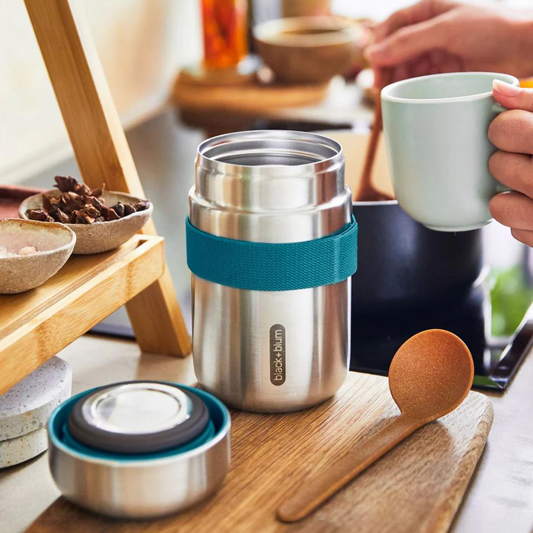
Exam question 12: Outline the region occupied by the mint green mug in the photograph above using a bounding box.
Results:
[381,72,519,232]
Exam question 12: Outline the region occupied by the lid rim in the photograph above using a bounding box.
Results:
[68,382,209,455]
[197,130,344,173]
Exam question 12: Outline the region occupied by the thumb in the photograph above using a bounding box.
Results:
[365,16,450,67]
[493,80,533,112]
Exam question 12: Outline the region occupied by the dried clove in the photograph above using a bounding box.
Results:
[136,200,151,212]
[123,203,136,216]
[26,208,55,223]
[114,202,125,218]
[55,208,71,224]
[104,207,120,221]
[26,176,151,225]
[54,175,79,193]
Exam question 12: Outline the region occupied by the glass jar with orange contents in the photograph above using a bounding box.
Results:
[201,0,248,70]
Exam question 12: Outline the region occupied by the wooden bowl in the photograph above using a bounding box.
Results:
[19,190,153,255]
[0,219,76,294]
[254,17,364,83]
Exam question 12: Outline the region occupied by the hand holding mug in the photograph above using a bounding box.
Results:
[489,81,533,246]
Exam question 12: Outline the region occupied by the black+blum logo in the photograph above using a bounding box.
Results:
[270,324,286,386]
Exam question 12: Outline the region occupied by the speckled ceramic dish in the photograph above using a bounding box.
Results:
[0,219,76,294]
[0,356,72,469]
[0,426,48,468]
[0,357,72,441]
[19,190,153,254]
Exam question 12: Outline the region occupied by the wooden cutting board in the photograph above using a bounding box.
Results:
[26,372,492,533]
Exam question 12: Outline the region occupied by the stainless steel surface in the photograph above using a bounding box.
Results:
[49,397,231,519]
[189,130,352,412]
[81,382,192,435]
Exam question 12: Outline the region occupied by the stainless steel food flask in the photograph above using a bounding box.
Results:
[188,130,354,413]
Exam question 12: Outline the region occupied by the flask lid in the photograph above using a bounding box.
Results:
[68,381,209,454]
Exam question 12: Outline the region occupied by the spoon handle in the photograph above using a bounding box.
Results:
[356,95,383,197]
[277,415,419,523]
[355,67,393,201]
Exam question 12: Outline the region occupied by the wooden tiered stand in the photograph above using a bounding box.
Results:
[0,0,191,396]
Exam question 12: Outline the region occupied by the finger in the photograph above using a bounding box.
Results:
[366,15,452,67]
[373,65,406,89]
[374,0,454,42]
[489,150,533,198]
[374,4,424,42]
[489,191,533,231]
[374,10,407,43]
[408,53,432,78]
[430,50,462,73]
[493,81,533,113]
[392,63,410,84]
[488,109,533,155]
[372,67,382,89]
[511,228,533,247]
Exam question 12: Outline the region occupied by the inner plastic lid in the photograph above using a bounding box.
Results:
[68,381,209,454]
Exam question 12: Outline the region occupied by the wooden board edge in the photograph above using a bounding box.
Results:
[428,392,494,533]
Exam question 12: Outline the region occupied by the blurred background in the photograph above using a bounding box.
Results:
[2,0,531,188]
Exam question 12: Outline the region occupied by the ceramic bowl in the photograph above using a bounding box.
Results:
[254,16,364,83]
[0,219,76,294]
[19,190,153,255]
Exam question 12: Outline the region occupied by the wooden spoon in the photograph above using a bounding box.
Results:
[355,69,394,202]
[278,329,474,523]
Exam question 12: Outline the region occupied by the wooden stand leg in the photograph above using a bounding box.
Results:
[24,0,191,356]
[126,270,191,357]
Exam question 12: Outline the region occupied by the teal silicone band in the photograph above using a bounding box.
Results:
[186,216,358,291]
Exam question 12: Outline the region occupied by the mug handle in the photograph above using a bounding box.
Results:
[492,103,508,114]
[491,103,511,193]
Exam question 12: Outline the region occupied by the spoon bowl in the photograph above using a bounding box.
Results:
[389,330,474,423]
